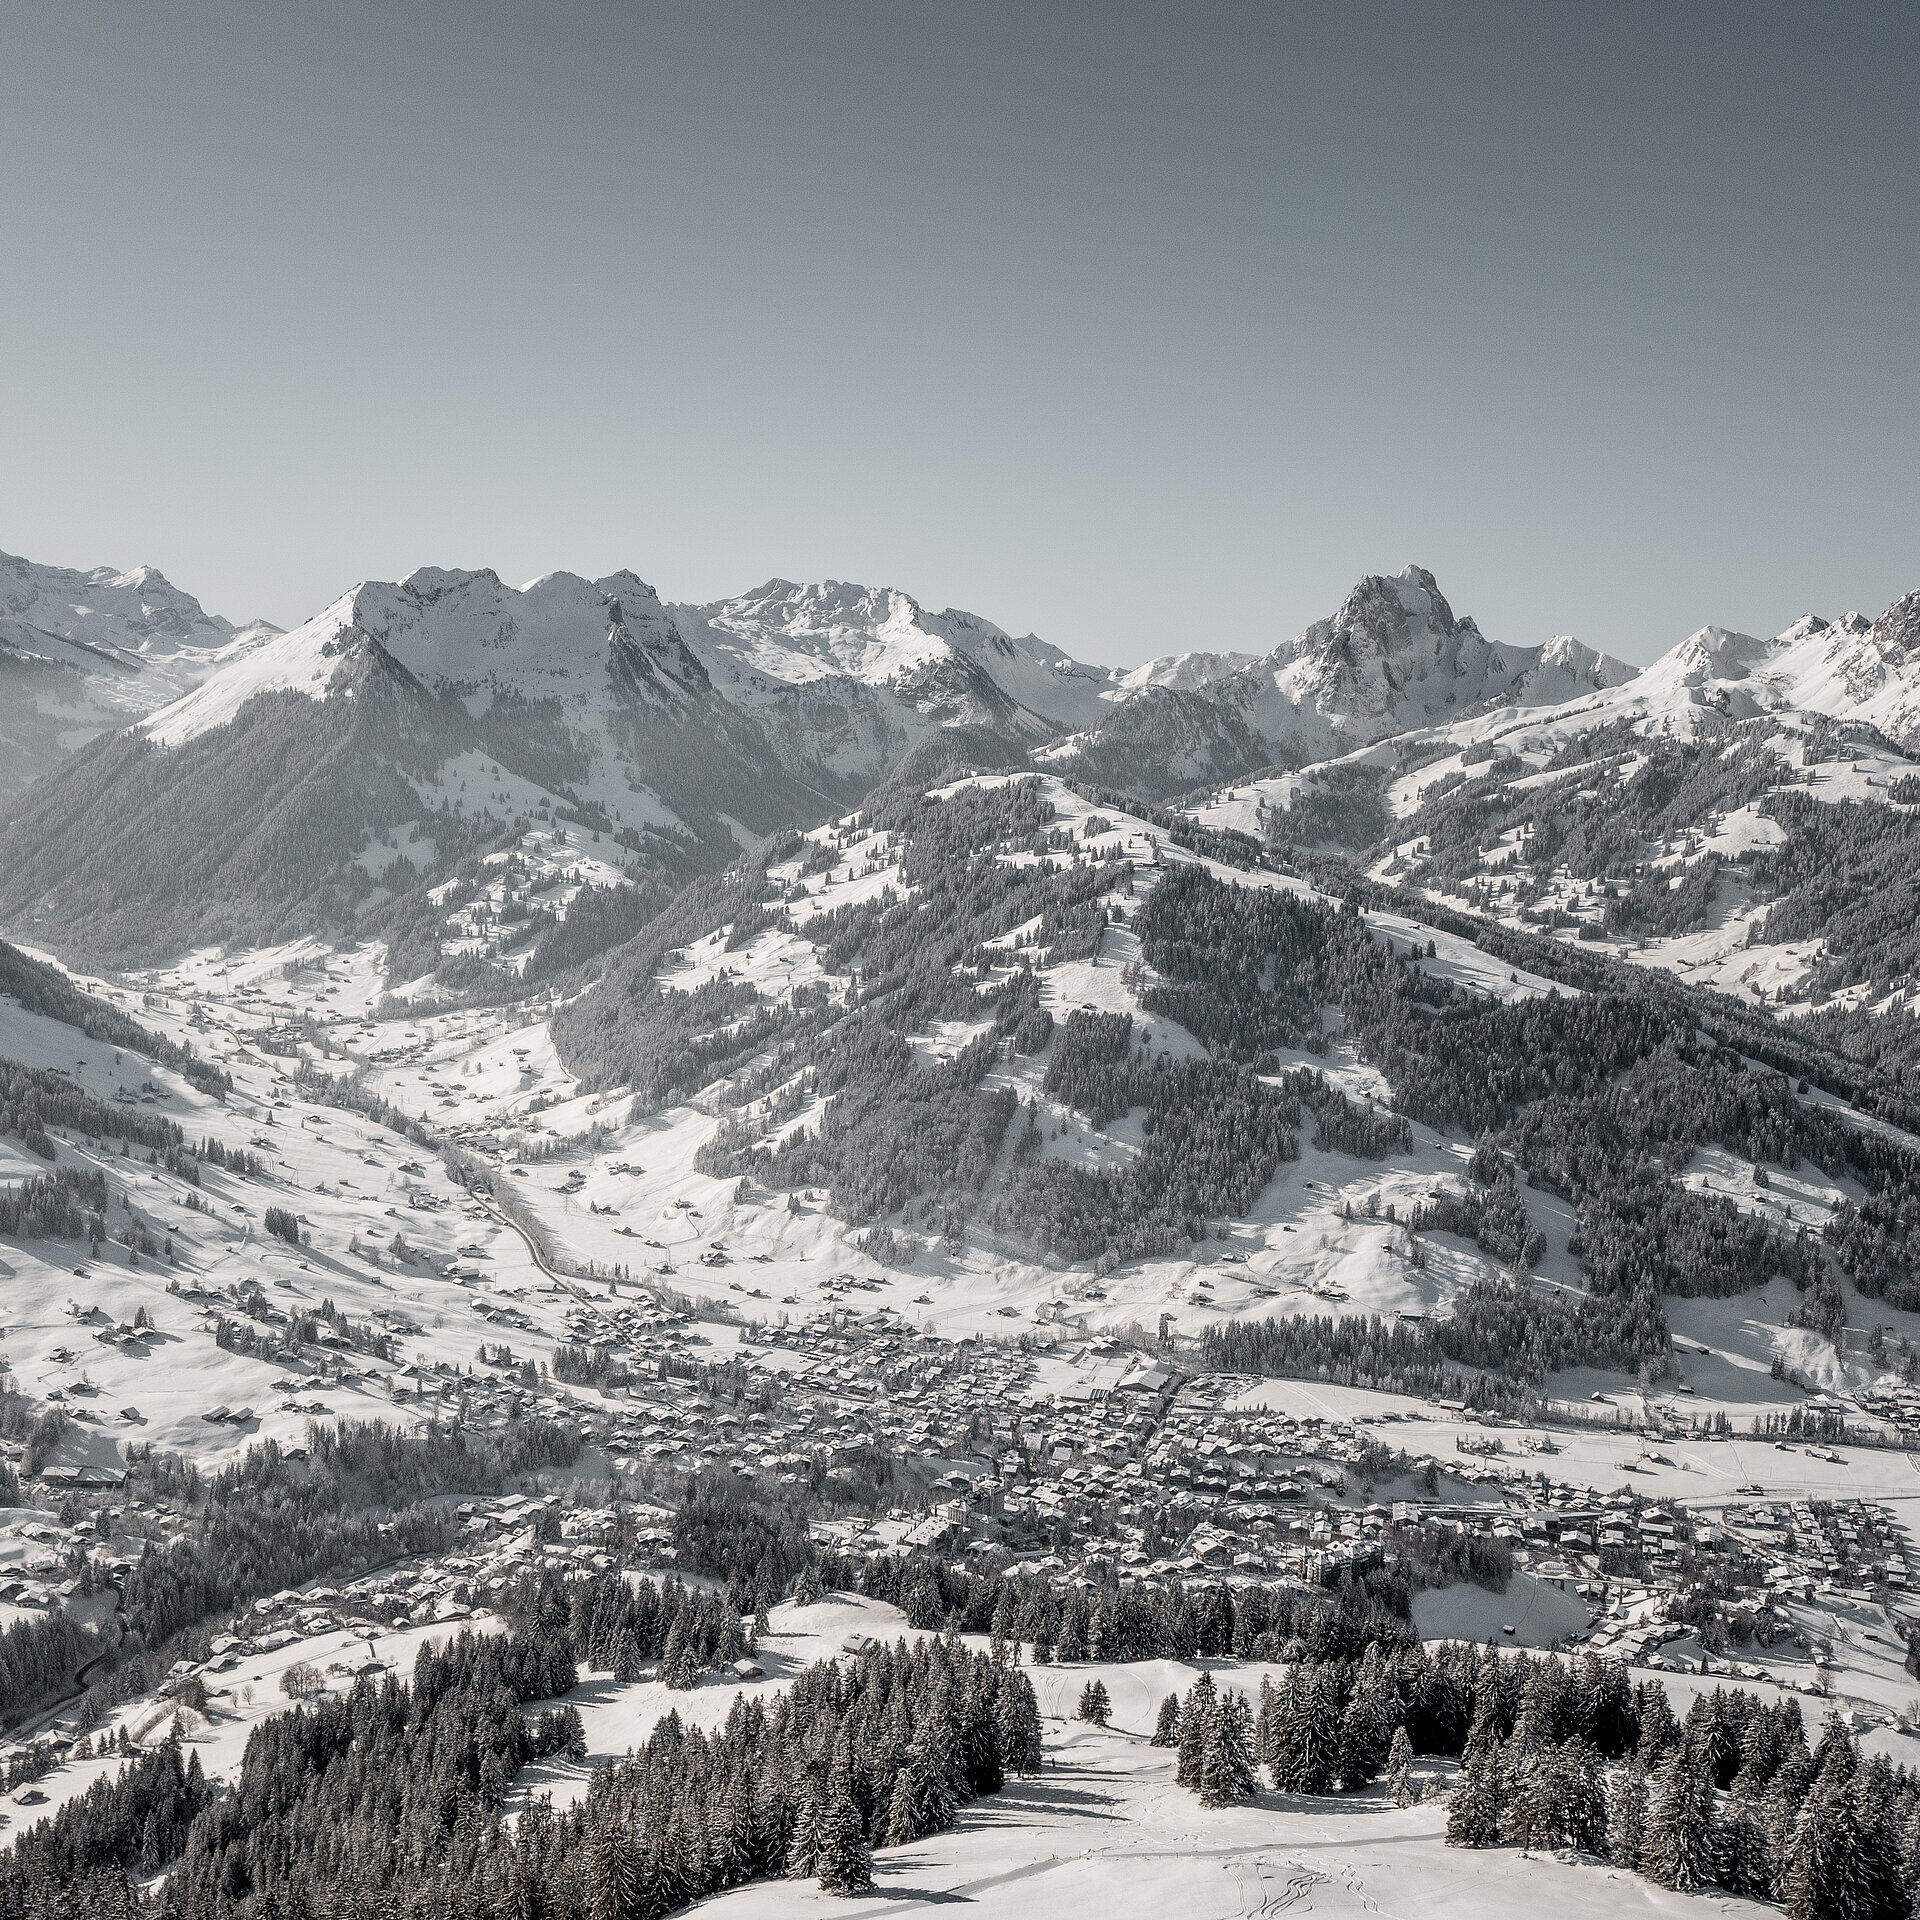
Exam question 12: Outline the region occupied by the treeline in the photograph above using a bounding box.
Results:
[980,1002,1313,1262]
[1413,1167,1544,1269]
[1753,789,1920,1010]
[191,1136,264,1178]
[0,1164,105,1240]
[552,1340,635,1392]
[159,1622,580,1917]
[1257,764,1393,854]
[595,771,1920,1354]
[1150,1631,1913,1919]
[827,1547,1415,1662]
[1394,720,1786,906]
[0,937,229,1096]
[702,1024,1016,1234]
[1305,846,1920,1129]
[671,1470,816,1597]
[550,829,816,1094]
[1202,1281,1671,1396]
[589,779,1129,1245]
[1444,1656,1910,1920]
[0,1736,210,1913]
[0,1418,583,1727]
[0,1057,186,1161]
[1141,866,1880,1326]
[155,1598,1038,1920]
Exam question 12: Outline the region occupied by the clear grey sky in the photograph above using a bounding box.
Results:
[4,1,1915,666]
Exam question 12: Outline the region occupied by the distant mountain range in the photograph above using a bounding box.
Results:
[2,542,1916,974]
[0,548,280,801]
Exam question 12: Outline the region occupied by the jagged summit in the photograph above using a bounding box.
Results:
[1243,564,1636,732]
[0,546,251,663]
[1044,564,1642,794]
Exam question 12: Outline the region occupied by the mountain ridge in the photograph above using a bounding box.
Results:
[6,539,1920,984]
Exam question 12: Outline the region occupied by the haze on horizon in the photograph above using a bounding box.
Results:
[3,0,1916,669]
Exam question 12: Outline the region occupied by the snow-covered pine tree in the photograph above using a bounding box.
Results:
[1150,1694,1181,1748]
[1077,1680,1111,1726]
[816,1795,873,1897]
[1849,1758,1908,1920]
[1606,1756,1649,1870]
[887,1763,926,1847]
[1177,1674,1217,1789]
[1780,1765,1857,1920]
[1337,1649,1395,1790]
[1055,1590,1089,1661]
[997,1670,1044,1775]
[1198,1690,1258,1808]
[1763,1748,1816,1895]
[1445,1747,1503,1849]
[707,1775,754,1890]
[585,1824,642,1920]
[1253,1675,1282,1774]
[1552,1739,1608,1855]
[1269,1663,1341,1795]
[1641,1746,1716,1892]
[1386,1726,1415,1808]
[1635,1684,1677,1766]
[1715,1781,1770,1901]
[784,1794,820,1879]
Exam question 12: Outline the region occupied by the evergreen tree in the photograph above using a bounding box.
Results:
[1813,1711,1858,1788]
[997,1670,1044,1775]
[1642,1747,1717,1892]
[1199,1690,1258,1808]
[1385,1726,1415,1808]
[816,1796,873,1897]
[1550,1740,1609,1856]
[1716,1781,1771,1902]
[586,1824,643,1920]
[785,1794,820,1880]
[1850,1762,1907,1920]
[1337,1650,1394,1790]
[1765,1750,1817,1896]
[709,1775,754,1889]
[1607,1757,1648,1870]
[887,1763,926,1847]
[1268,1664,1341,1795]
[1077,1680,1112,1727]
[1635,1685,1677,1766]
[1177,1674,1217,1789]
[1781,1766,1859,1920]
[1446,1748,1503,1849]
[1150,1694,1181,1749]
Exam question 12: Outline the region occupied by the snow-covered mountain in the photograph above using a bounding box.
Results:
[1111,649,1262,695]
[0,547,278,799]
[1041,566,1639,796]
[0,547,246,666]
[1370,589,1920,760]
[685,578,1116,718]
[10,535,1920,975]
[672,578,1124,785]
[1578,594,1920,742]
[144,568,710,747]
[1233,567,1637,748]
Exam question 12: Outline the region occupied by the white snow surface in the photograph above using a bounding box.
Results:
[0,547,279,800]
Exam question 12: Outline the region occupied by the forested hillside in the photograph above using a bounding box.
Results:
[525,771,1920,1402]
